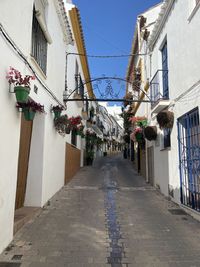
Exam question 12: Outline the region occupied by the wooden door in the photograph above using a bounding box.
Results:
[65,143,81,184]
[15,115,33,210]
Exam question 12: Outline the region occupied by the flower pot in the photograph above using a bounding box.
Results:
[135,132,143,142]
[14,86,30,103]
[144,126,157,141]
[23,109,35,121]
[53,110,62,119]
[157,110,174,129]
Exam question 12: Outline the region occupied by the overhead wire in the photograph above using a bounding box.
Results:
[67,52,148,58]
[0,23,64,107]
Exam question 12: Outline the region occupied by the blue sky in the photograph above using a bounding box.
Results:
[73,0,161,104]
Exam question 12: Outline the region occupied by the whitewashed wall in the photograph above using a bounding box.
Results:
[149,1,200,203]
[0,0,84,253]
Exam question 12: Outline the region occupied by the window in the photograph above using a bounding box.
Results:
[161,41,169,99]
[31,8,48,74]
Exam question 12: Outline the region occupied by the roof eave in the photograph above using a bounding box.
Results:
[148,0,175,51]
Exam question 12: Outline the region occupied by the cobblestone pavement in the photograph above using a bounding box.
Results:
[1,154,200,267]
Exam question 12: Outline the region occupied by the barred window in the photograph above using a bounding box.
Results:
[31,8,47,74]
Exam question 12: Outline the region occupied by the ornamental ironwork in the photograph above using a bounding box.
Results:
[64,75,151,103]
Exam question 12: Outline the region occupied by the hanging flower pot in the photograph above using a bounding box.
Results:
[23,108,36,121]
[54,110,61,119]
[14,86,30,103]
[144,126,157,141]
[52,105,64,119]
[6,67,35,103]
[17,101,45,121]
[157,110,174,129]
[135,132,143,142]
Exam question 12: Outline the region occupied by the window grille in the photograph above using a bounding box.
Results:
[178,108,200,211]
[161,42,169,98]
[32,8,48,74]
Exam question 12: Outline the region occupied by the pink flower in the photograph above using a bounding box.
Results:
[6,67,35,86]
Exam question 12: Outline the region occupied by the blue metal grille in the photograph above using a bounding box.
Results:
[161,42,169,98]
[178,108,200,211]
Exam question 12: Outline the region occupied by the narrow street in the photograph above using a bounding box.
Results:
[1,155,200,267]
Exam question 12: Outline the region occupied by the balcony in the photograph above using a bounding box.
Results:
[150,70,170,113]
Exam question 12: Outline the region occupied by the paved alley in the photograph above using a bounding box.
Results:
[1,154,200,267]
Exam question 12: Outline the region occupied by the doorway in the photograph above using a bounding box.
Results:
[15,115,33,210]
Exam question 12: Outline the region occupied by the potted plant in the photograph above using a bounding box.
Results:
[17,101,45,121]
[157,110,174,129]
[144,126,157,141]
[68,116,82,130]
[134,127,143,142]
[52,105,64,119]
[54,115,70,135]
[6,67,35,103]
[129,116,147,127]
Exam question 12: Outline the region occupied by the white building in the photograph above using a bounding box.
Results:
[125,3,161,175]
[0,0,95,253]
[127,0,200,213]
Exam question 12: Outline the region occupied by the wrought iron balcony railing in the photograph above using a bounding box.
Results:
[150,69,169,108]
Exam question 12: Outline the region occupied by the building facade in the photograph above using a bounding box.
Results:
[0,0,97,253]
[127,0,200,213]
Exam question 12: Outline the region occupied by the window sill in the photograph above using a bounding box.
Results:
[30,55,47,80]
[188,3,200,22]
